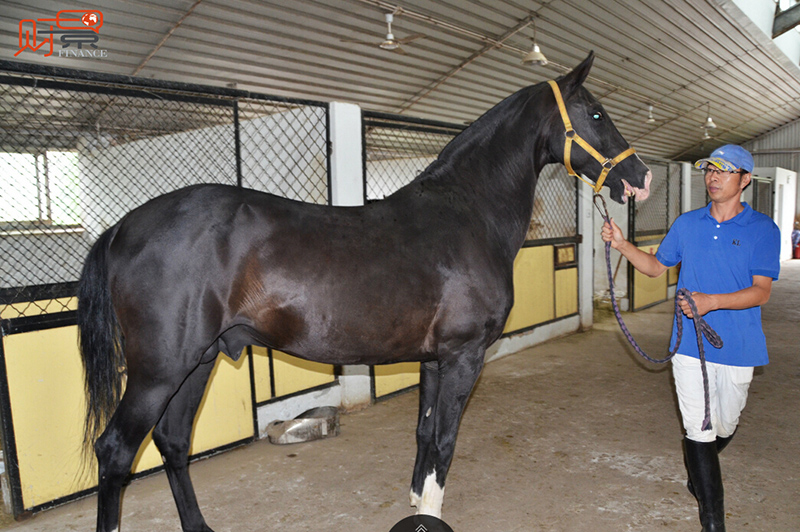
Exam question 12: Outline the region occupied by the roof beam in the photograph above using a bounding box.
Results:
[133,0,204,75]
[394,15,534,115]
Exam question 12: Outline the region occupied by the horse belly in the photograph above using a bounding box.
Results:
[235,273,439,366]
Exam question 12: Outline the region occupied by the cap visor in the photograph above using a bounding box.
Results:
[694,157,737,172]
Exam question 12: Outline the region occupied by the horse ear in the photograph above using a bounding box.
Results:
[560,51,594,95]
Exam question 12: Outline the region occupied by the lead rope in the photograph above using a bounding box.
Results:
[593,194,721,432]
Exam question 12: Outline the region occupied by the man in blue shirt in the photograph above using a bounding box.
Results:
[601,145,780,532]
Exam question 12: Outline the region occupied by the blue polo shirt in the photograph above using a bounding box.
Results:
[655,202,780,366]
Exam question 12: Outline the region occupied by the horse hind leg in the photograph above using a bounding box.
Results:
[94,365,189,532]
[412,350,485,518]
[152,359,217,532]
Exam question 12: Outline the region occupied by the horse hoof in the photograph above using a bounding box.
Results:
[409,489,421,508]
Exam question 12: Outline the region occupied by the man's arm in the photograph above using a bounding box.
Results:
[678,275,773,318]
[601,218,668,278]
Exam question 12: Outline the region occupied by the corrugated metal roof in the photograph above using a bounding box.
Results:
[2,0,799,162]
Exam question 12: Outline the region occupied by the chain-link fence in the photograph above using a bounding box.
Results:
[0,63,328,321]
[691,168,708,212]
[632,159,681,242]
[526,164,577,241]
[363,112,577,242]
[363,111,463,201]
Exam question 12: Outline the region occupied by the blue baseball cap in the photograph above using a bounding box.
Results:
[694,144,754,173]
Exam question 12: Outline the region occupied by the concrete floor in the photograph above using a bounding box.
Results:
[3,261,799,532]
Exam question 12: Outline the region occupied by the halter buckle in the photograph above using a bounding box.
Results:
[565,129,576,139]
[602,158,615,170]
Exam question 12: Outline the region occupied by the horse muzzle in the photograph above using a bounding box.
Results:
[621,170,652,203]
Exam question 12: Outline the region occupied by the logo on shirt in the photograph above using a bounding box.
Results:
[732,239,741,246]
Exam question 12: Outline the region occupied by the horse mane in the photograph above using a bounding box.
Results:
[411,81,550,185]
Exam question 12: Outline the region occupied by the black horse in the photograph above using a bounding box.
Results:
[77,52,651,532]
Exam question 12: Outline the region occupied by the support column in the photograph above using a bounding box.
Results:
[681,162,692,213]
[577,182,594,329]
[328,102,372,410]
[329,102,364,206]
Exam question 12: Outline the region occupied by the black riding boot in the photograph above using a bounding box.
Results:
[687,430,736,497]
[684,437,726,532]
[715,430,736,453]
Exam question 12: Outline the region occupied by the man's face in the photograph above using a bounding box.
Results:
[703,164,751,203]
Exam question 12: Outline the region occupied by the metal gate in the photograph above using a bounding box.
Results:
[628,159,682,311]
[751,176,774,218]
[0,61,330,516]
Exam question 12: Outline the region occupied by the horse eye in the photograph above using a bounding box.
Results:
[591,111,603,121]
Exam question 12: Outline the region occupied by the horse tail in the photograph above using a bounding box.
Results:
[77,224,124,453]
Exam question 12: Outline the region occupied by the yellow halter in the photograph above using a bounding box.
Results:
[547,80,637,193]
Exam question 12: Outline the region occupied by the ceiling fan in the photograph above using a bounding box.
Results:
[342,12,426,54]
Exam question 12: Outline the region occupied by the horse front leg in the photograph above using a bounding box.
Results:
[152,359,217,532]
[410,360,439,508]
[411,349,485,518]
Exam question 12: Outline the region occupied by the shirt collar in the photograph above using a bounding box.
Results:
[702,202,753,226]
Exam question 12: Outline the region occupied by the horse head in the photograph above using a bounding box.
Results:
[548,52,652,204]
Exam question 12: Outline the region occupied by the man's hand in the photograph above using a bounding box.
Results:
[677,276,772,319]
[601,218,626,250]
[600,218,668,279]
[677,291,717,318]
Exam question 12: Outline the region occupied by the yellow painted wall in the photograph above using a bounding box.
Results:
[2,326,95,508]
[251,346,272,403]
[555,267,578,318]
[633,236,678,288]
[2,326,253,511]
[503,246,554,333]
[374,362,420,398]
[251,346,336,403]
[632,243,668,309]
[272,350,335,398]
[668,265,680,286]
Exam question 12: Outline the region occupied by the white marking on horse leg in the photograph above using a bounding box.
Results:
[409,488,421,508]
[426,407,432,417]
[416,470,445,519]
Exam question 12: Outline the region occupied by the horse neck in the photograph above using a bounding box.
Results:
[419,94,558,259]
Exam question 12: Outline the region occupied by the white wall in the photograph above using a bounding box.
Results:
[733,0,800,64]
[752,166,798,261]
